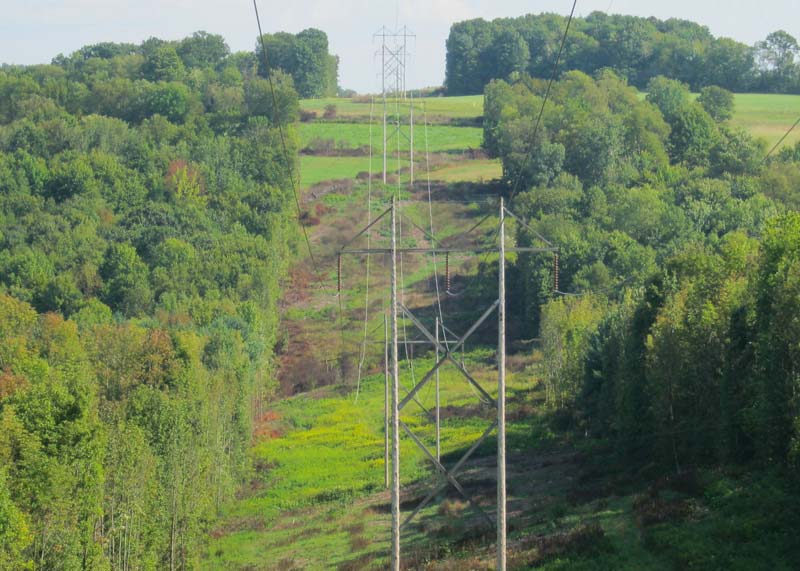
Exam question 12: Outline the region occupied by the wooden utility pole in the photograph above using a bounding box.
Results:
[390,197,401,571]
[384,314,390,489]
[409,94,414,186]
[497,197,507,571]
[435,316,441,461]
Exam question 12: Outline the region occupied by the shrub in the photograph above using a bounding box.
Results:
[299,109,317,122]
[323,103,337,119]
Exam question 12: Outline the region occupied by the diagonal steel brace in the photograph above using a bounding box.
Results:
[400,304,496,406]
[400,420,494,528]
[398,300,499,410]
[401,420,497,529]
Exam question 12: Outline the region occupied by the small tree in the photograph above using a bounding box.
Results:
[698,85,734,122]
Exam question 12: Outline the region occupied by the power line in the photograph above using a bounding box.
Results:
[763,116,800,162]
[252,1,328,292]
[456,0,576,296]
[507,0,578,206]
[355,97,377,402]
[251,0,348,375]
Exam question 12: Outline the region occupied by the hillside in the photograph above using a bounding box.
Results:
[0,32,303,570]
[3,16,800,571]
[202,85,800,570]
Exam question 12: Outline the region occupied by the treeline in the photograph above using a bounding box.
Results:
[482,70,800,469]
[447,12,800,95]
[257,29,339,98]
[0,32,301,569]
[0,28,337,133]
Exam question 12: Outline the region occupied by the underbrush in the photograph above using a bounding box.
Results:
[643,470,800,570]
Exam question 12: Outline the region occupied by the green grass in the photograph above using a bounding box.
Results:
[731,93,800,149]
[429,158,502,182]
[303,92,800,151]
[299,156,368,188]
[298,122,483,152]
[202,355,530,570]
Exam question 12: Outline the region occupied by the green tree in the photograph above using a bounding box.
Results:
[698,85,735,122]
[256,29,338,98]
[0,468,31,570]
[540,295,605,408]
[144,82,194,123]
[482,29,530,82]
[755,30,800,92]
[177,31,230,69]
[244,71,299,125]
[645,75,691,121]
[100,243,152,316]
[142,45,185,82]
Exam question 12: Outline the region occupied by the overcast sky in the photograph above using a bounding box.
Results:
[2,1,798,92]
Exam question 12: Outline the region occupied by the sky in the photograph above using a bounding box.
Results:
[1,0,799,93]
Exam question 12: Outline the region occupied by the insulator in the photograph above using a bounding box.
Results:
[445,251,451,293]
[553,252,560,293]
[337,254,342,293]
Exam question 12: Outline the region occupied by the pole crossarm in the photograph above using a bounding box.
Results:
[401,419,498,528]
[398,300,499,410]
[400,421,494,527]
[399,304,495,406]
[341,246,558,255]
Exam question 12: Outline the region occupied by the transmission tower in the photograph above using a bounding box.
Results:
[338,198,558,571]
[375,25,415,185]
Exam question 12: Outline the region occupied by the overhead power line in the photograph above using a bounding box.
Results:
[251,0,329,294]
[763,116,800,162]
[251,0,348,375]
[507,0,578,206]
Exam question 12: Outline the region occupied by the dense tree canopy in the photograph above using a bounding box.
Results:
[486,68,800,474]
[0,31,300,569]
[446,12,800,95]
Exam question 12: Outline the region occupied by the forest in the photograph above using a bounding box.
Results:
[0,29,320,569]
[446,12,800,95]
[484,68,800,472]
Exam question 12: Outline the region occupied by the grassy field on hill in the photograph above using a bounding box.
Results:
[298,122,483,152]
[730,93,800,148]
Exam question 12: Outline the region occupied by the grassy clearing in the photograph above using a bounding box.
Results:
[299,156,369,188]
[730,93,800,149]
[428,159,503,182]
[300,95,485,120]
[298,122,483,153]
[202,353,538,570]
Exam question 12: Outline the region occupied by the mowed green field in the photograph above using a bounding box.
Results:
[299,156,368,188]
[298,122,483,152]
[428,159,503,182]
[730,93,800,148]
